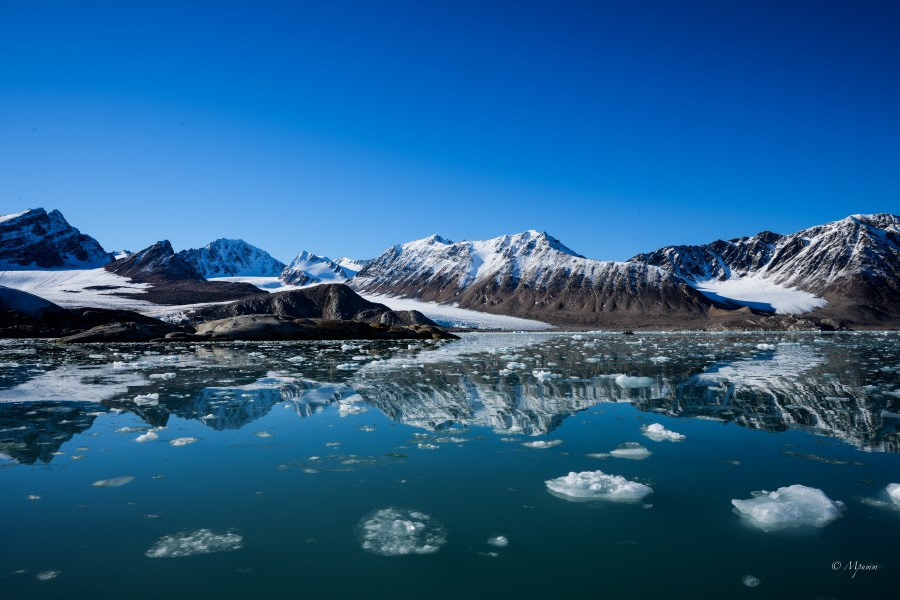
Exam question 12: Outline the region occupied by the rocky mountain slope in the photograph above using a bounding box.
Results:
[177,238,286,277]
[190,283,437,327]
[350,230,712,326]
[105,240,260,304]
[633,214,900,323]
[0,208,112,268]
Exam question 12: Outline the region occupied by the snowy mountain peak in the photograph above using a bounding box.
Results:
[107,240,204,282]
[0,207,112,268]
[280,250,355,286]
[177,238,286,278]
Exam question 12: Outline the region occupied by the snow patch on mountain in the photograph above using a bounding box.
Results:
[693,275,827,314]
[177,239,285,277]
[359,293,554,330]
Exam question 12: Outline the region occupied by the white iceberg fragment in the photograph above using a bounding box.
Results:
[522,439,562,449]
[135,430,159,443]
[886,483,900,505]
[642,423,686,442]
[358,508,447,556]
[742,575,761,587]
[545,470,653,502]
[169,437,199,447]
[532,370,553,382]
[145,529,244,558]
[35,570,60,581]
[92,475,134,488]
[506,362,526,370]
[731,484,845,531]
[615,375,655,388]
[756,343,776,350]
[133,393,159,406]
[336,363,360,371]
[609,442,652,460]
[149,373,176,380]
[649,356,670,363]
[487,535,509,547]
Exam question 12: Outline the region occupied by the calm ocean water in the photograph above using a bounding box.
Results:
[1,332,897,599]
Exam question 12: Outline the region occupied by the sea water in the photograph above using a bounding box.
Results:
[0,332,897,598]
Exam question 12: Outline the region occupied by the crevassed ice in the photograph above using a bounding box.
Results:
[615,375,655,388]
[642,423,686,442]
[145,529,244,558]
[731,484,845,531]
[358,508,447,556]
[545,470,653,502]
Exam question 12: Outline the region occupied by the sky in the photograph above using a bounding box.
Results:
[1,0,897,263]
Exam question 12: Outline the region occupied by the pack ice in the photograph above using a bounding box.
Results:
[358,508,447,556]
[545,470,653,502]
[731,484,844,531]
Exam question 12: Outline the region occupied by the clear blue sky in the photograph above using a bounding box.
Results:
[1,0,897,263]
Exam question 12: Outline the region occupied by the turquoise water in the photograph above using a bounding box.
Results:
[1,332,898,599]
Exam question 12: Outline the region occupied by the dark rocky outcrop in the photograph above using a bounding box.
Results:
[190,284,437,327]
[0,208,112,268]
[56,320,183,343]
[104,240,261,305]
[190,315,457,341]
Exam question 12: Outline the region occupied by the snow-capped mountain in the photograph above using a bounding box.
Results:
[177,238,286,277]
[632,214,900,320]
[350,230,710,325]
[280,251,359,286]
[0,208,112,269]
[107,240,204,282]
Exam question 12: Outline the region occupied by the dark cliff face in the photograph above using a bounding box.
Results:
[632,214,900,323]
[190,283,437,327]
[0,208,112,269]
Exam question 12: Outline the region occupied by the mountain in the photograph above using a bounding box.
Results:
[632,214,900,323]
[176,238,286,277]
[105,240,260,305]
[0,208,112,269]
[280,251,358,286]
[350,230,711,326]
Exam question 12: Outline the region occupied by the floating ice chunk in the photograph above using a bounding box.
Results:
[149,373,176,380]
[255,431,273,438]
[287,356,306,363]
[169,437,199,447]
[336,363,360,371]
[417,443,439,450]
[506,362,526,370]
[522,440,562,449]
[731,484,845,531]
[649,356,670,363]
[133,393,159,406]
[358,508,447,556]
[487,535,509,547]
[742,575,761,587]
[145,529,244,558]
[35,570,60,581]
[886,483,900,505]
[615,375,654,388]
[116,427,145,433]
[642,423,686,442]
[27,494,41,500]
[586,453,610,459]
[135,431,158,443]
[92,475,134,487]
[609,442,652,460]
[532,370,553,382]
[756,343,776,350]
[546,470,653,502]
[338,402,367,416]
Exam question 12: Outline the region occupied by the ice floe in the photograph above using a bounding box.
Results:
[358,508,447,556]
[609,442,652,460]
[731,484,845,531]
[486,535,509,547]
[135,429,160,443]
[35,570,60,581]
[741,575,761,587]
[545,470,653,502]
[92,476,134,487]
[532,370,554,382]
[642,423,686,442]
[169,437,199,447]
[145,529,244,558]
[522,439,562,449]
[133,393,159,406]
[887,483,900,505]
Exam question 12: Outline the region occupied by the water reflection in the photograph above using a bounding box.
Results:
[1,332,898,463]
